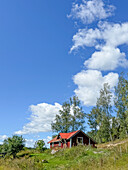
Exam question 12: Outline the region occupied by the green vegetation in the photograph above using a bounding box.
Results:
[34,139,46,152]
[115,73,128,138]
[1,139,128,169]
[51,96,85,133]
[87,73,128,143]
[1,135,25,159]
[0,73,127,169]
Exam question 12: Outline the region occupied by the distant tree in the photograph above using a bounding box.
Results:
[96,83,113,143]
[87,74,128,143]
[70,96,85,131]
[0,145,2,152]
[51,96,85,133]
[34,140,46,152]
[111,117,120,141]
[51,102,71,133]
[2,135,25,158]
[115,73,128,138]
[86,106,100,141]
[87,83,113,143]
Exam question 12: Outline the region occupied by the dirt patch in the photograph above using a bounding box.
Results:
[98,139,128,149]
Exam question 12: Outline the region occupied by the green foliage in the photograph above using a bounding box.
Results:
[0,145,2,152]
[115,73,128,138]
[70,96,85,131]
[1,139,128,170]
[86,106,99,141]
[51,101,71,133]
[34,140,46,152]
[51,96,85,133]
[2,135,25,158]
[87,83,113,143]
[111,117,120,141]
[87,73,128,144]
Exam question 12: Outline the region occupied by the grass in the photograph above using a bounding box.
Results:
[1,139,128,169]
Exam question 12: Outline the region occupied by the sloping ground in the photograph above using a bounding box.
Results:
[97,138,128,148]
[1,139,128,170]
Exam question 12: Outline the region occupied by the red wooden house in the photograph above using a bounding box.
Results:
[48,130,96,149]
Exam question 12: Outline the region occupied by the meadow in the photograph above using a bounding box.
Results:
[0,138,128,170]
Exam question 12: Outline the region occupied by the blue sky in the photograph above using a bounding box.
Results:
[0,0,128,147]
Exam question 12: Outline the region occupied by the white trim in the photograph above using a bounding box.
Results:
[70,138,72,148]
[52,142,54,147]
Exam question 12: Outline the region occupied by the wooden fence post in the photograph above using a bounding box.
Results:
[126,144,127,153]
[120,146,122,156]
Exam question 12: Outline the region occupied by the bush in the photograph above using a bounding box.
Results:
[34,140,46,152]
[2,135,25,159]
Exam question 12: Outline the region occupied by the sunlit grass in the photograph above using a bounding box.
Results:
[1,139,128,169]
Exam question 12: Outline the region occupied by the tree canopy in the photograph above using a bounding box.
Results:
[114,73,128,138]
[87,73,128,143]
[34,139,46,152]
[2,135,25,158]
[51,96,85,133]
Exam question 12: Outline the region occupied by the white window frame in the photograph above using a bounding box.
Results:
[52,142,54,147]
[77,137,83,144]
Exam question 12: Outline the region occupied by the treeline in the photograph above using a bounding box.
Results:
[87,73,128,143]
[52,73,128,143]
[0,136,46,158]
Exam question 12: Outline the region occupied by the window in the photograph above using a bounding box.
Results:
[77,137,83,144]
[52,143,54,147]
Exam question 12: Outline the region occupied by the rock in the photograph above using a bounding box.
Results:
[51,149,58,154]
[42,159,48,163]
[93,151,104,154]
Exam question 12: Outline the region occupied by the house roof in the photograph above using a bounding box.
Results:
[59,130,79,139]
[47,136,60,144]
[48,130,79,143]
[48,130,97,144]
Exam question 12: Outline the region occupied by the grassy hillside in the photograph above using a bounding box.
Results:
[1,139,128,170]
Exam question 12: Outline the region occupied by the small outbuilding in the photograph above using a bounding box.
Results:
[48,130,96,149]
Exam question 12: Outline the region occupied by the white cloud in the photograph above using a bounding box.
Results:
[73,70,119,106]
[0,135,8,144]
[70,28,101,51]
[0,135,8,141]
[25,139,35,148]
[69,0,115,24]
[71,22,128,70]
[43,136,52,148]
[25,136,52,148]
[15,103,62,135]
[84,46,128,70]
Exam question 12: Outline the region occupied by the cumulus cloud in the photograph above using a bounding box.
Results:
[71,22,128,70]
[25,136,52,148]
[15,103,62,135]
[25,139,35,148]
[69,0,115,24]
[0,135,8,141]
[0,135,8,144]
[73,70,119,106]
[43,136,52,148]
[84,46,127,70]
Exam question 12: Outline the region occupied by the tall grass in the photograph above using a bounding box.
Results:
[0,140,128,170]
